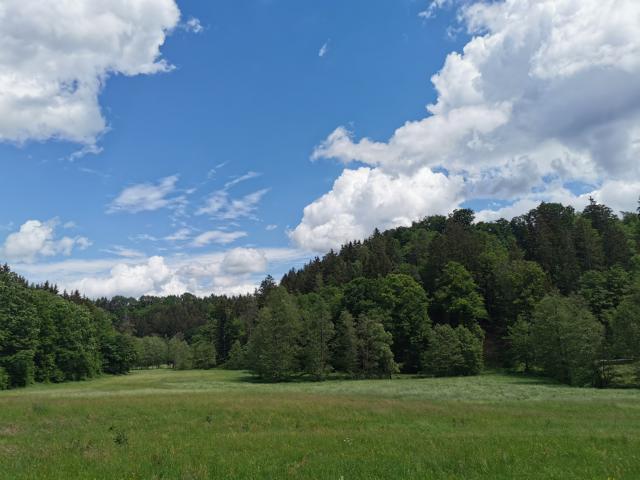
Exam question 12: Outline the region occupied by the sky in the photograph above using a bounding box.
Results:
[1,0,639,298]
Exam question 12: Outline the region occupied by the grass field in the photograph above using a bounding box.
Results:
[1,369,639,479]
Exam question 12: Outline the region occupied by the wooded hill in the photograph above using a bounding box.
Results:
[2,199,640,388]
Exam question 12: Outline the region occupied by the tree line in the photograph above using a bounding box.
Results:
[2,199,640,388]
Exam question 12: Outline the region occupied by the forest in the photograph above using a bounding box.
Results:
[2,199,640,389]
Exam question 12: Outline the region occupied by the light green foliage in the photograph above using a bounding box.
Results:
[168,336,193,370]
[3,369,640,479]
[422,324,483,377]
[531,295,604,386]
[191,340,216,370]
[134,336,168,369]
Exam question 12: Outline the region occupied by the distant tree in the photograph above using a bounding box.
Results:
[378,274,432,372]
[609,286,640,360]
[168,336,192,370]
[530,295,603,386]
[191,340,217,369]
[135,336,167,369]
[247,287,302,381]
[422,324,483,377]
[578,267,632,321]
[432,262,487,335]
[331,311,358,376]
[225,340,247,370]
[505,318,534,373]
[355,312,398,378]
[299,294,334,379]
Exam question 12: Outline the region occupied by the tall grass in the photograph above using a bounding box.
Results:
[1,369,639,479]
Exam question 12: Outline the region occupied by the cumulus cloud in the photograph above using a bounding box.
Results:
[191,230,247,247]
[1,220,91,262]
[108,175,185,213]
[295,0,640,252]
[14,248,310,298]
[221,248,268,275]
[291,167,463,251]
[0,0,181,145]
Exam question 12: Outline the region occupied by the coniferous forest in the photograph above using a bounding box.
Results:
[2,199,640,389]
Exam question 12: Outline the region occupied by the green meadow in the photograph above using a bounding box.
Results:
[1,369,639,479]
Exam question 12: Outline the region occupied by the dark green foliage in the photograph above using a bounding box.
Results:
[422,324,483,377]
[331,311,358,375]
[610,286,640,359]
[3,197,639,388]
[225,340,247,370]
[246,287,302,381]
[505,318,534,372]
[578,267,631,321]
[378,274,432,372]
[299,293,335,379]
[0,366,8,390]
[355,312,398,378]
[432,262,487,335]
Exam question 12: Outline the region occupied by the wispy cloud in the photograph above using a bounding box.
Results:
[224,171,262,189]
[319,40,330,58]
[197,188,270,220]
[108,175,187,214]
[191,230,247,247]
[101,246,145,258]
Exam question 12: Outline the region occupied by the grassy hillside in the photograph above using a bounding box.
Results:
[1,370,639,479]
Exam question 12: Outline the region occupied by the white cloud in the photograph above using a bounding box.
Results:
[319,41,330,58]
[1,219,91,262]
[13,248,311,298]
[184,17,203,34]
[290,167,463,251]
[0,0,181,145]
[419,0,455,19]
[266,224,278,231]
[222,248,268,275]
[165,228,192,242]
[296,0,640,251]
[108,175,185,213]
[224,171,262,189]
[197,188,269,219]
[191,230,247,247]
[101,246,145,258]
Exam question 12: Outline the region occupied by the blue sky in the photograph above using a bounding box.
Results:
[1,0,639,297]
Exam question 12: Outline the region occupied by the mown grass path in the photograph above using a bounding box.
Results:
[1,369,639,479]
